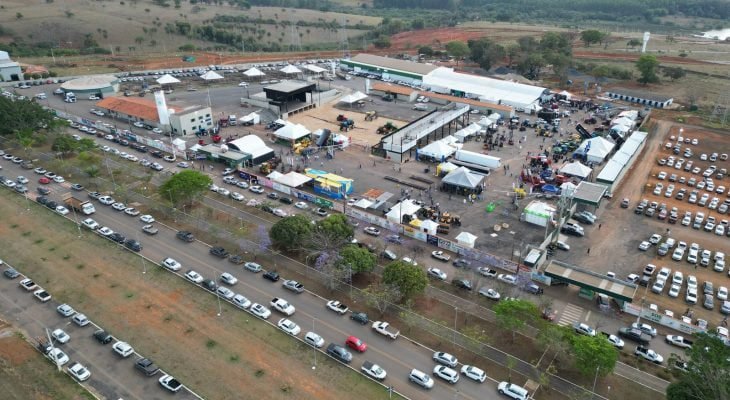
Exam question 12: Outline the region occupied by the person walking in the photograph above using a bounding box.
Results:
[587,248,591,255]
[598,224,602,230]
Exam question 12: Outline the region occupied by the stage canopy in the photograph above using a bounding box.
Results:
[304,65,327,73]
[559,162,593,179]
[339,91,368,104]
[156,74,180,85]
[243,67,266,77]
[274,123,311,141]
[200,70,223,81]
[442,166,485,189]
[280,65,303,74]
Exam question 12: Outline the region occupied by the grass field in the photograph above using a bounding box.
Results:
[0,325,96,400]
[0,189,401,400]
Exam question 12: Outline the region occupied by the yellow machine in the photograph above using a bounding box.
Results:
[514,188,527,199]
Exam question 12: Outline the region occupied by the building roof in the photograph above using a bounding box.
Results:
[572,181,607,206]
[559,162,593,179]
[347,54,439,76]
[544,260,637,302]
[606,88,673,103]
[442,166,485,189]
[95,96,175,122]
[61,75,118,91]
[371,82,514,112]
[265,80,313,93]
[226,135,274,159]
[0,61,20,69]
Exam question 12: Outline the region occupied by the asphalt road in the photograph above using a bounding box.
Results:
[0,160,504,399]
[0,270,199,400]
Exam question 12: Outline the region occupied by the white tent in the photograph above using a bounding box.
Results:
[577,137,615,163]
[477,114,500,128]
[280,65,302,74]
[304,65,326,74]
[454,123,482,142]
[455,232,478,248]
[338,91,368,104]
[226,135,275,162]
[558,90,572,99]
[559,162,593,179]
[418,141,458,160]
[243,67,266,77]
[156,74,180,85]
[437,161,459,176]
[386,199,423,224]
[267,170,284,180]
[611,116,635,128]
[419,219,439,235]
[560,182,577,192]
[200,70,223,81]
[442,166,485,189]
[274,123,311,141]
[275,171,312,187]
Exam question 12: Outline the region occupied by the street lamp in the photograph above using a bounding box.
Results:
[312,318,317,370]
[453,307,458,347]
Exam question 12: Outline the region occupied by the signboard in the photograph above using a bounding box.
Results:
[403,225,427,242]
[272,182,291,195]
[314,197,334,209]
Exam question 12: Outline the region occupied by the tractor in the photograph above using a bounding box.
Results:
[339,119,355,131]
[364,111,378,121]
[376,122,398,135]
[336,114,348,122]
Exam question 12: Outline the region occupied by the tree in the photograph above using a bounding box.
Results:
[445,41,469,65]
[517,53,545,80]
[580,30,605,47]
[372,35,391,49]
[505,44,520,67]
[382,261,427,299]
[360,282,401,315]
[0,97,57,137]
[493,299,539,342]
[467,38,505,71]
[417,46,433,56]
[626,38,642,50]
[636,54,660,84]
[269,215,312,252]
[666,333,730,400]
[51,135,80,156]
[316,214,353,243]
[591,65,611,83]
[569,334,617,378]
[411,19,424,30]
[663,66,686,81]
[537,324,573,364]
[339,244,376,274]
[158,170,212,207]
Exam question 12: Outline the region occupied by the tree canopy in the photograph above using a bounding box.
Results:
[569,334,618,377]
[580,30,606,47]
[382,260,428,299]
[338,244,376,274]
[663,66,686,81]
[636,54,660,84]
[52,135,96,156]
[269,215,313,252]
[0,96,60,137]
[493,299,539,342]
[445,40,469,65]
[316,214,354,243]
[666,333,730,400]
[467,38,505,71]
[159,170,212,207]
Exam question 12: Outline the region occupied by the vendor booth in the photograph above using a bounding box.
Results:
[304,168,353,199]
[559,162,593,180]
[441,166,485,195]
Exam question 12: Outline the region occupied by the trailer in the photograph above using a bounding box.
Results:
[63,194,96,215]
[453,150,501,170]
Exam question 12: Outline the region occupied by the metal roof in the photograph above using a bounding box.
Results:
[347,54,439,76]
[606,88,673,103]
[571,181,606,206]
[544,260,637,302]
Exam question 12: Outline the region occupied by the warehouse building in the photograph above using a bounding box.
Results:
[605,88,673,109]
[61,75,119,97]
[0,51,23,82]
[95,96,213,135]
[340,54,439,85]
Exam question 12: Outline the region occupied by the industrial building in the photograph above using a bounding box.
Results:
[340,54,438,85]
[168,105,214,137]
[605,88,673,109]
[95,96,213,135]
[0,51,23,82]
[61,75,119,96]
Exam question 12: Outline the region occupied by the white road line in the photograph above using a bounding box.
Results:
[557,304,584,327]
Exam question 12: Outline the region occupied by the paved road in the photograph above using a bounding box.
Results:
[0,273,199,400]
[0,162,504,399]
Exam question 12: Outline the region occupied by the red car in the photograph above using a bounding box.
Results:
[345,336,367,353]
[38,177,51,184]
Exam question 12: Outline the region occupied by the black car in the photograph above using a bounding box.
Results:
[151,150,164,158]
[263,270,280,282]
[125,239,142,252]
[452,259,471,268]
[350,312,369,325]
[202,279,217,292]
[452,278,473,291]
[229,255,245,264]
[93,329,113,344]
[37,187,50,195]
[36,196,49,205]
[45,200,58,210]
[267,192,279,200]
[326,343,352,364]
[109,232,126,244]
[134,358,160,376]
[261,205,274,213]
[176,231,195,242]
[279,197,293,205]
[209,246,229,258]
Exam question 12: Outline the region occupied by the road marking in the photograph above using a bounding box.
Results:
[557,303,584,327]
[584,310,592,322]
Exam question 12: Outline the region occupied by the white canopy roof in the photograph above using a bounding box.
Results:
[386,199,422,223]
[304,64,327,73]
[274,123,311,140]
[226,135,274,159]
[243,67,266,77]
[339,91,368,104]
[200,70,223,80]
[559,162,593,179]
[454,123,481,141]
[611,116,635,128]
[280,65,302,74]
[420,219,439,230]
[455,231,478,247]
[275,171,312,187]
[438,161,459,174]
[267,171,284,180]
[577,137,615,161]
[156,74,180,84]
[418,140,458,160]
[610,124,631,133]
[559,90,572,99]
[442,166,485,189]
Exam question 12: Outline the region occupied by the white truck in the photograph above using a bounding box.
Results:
[453,149,501,170]
[665,335,693,349]
[372,321,399,340]
[63,194,96,215]
[326,300,349,315]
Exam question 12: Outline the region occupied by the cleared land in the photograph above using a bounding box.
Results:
[0,191,397,400]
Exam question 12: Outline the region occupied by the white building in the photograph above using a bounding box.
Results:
[169,106,214,137]
[0,51,23,82]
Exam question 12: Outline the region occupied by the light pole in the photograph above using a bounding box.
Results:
[591,366,600,399]
[312,318,317,370]
[216,290,222,317]
[453,307,458,348]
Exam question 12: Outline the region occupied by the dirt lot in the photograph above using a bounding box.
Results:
[0,321,95,400]
[0,192,396,400]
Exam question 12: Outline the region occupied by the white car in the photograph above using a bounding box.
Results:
[272,208,287,218]
[232,294,251,309]
[98,226,114,236]
[363,227,381,236]
[432,351,458,367]
[67,362,91,381]
[220,272,238,285]
[427,267,447,281]
[605,334,625,349]
[649,234,662,245]
[431,251,451,262]
[631,322,658,337]
[497,274,517,285]
[52,328,71,344]
[294,201,308,209]
[249,185,264,194]
[53,176,65,183]
[123,207,140,216]
[82,218,99,230]
[55,206,69,216]
[217,188,231,197]
[574,323,596,337]
[185,270,204,284]
[718,286,728,301]
[277,318,301,336]
[72,313,90,327]
[111,202,126,211]
[433,365,459,384]
[48,348,69,366]
[112,341,134,357]
[161,257,182,271]
[57,304,75,317]
[401,257,417,266]
[271,298,295,316]
[230,192,245,201]
[140,214,155,223]
[460,365,486,383]
[668,284,681,298]
[304,332,325,348]
[238,82,249,87]
[479,287,501,301]
[98,196,115,205]
[250,303,271,319]
[216,286,235,300]
[638,241,651,251]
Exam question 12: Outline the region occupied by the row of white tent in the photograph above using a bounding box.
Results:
[155,64,328,85]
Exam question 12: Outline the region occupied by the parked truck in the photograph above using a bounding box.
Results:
[63,194,96,215]
[372,321,399,340]
[326,300,349,315]
[665,335,693,349]
[452,150,501,170]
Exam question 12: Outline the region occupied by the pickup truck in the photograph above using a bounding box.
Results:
[618,327,650,345]
[283,279,304,294]
[665,335,693,349]
[326,300,349,315]
[361,361,387,381]
[372,321,399,340]
[600,331,625,349]
[634,346,664,364]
